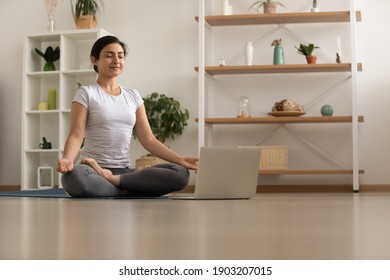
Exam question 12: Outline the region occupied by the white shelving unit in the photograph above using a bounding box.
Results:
[196,0,363,191]
[21,28,109,189]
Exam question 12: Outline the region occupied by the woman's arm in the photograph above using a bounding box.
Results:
[134,104,198,170]
[57,102,88,173]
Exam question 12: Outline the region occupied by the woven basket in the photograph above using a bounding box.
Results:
[135,155,167,169]
[239,146,288,170]
[259,146,288,170]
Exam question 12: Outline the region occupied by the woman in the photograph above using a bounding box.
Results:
[57,35,198,197]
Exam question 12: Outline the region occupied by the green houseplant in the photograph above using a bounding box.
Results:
[70,0,104,29]
[143,92,189,143]
[135,92,190,168]
[34,46,60,71]
[249,0,285,14]
[295,43,319,64]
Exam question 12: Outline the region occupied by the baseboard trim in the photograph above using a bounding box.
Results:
[5,184,390,194]
[0,185,21,191]
[180,184,390,193]
[258,184,390,193]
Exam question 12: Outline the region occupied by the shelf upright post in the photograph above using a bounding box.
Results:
[198,0,206,152]
[350,0,360,192]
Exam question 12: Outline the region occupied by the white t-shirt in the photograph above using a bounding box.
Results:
[73,82,144,168]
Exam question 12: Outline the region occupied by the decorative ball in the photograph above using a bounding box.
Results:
[321,104,334,116]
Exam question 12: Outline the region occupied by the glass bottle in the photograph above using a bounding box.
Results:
[238,96,250,118]
[273,45,285,65]
[219,55,226,66]
[47,14,55,31]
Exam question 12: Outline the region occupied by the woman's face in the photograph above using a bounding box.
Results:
[92,43,125,77]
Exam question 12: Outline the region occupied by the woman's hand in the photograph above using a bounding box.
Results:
[179,157,198,170]
[57,158,74,173]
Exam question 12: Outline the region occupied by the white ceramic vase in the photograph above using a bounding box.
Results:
[244,42,254,66]
[222,0,229,15]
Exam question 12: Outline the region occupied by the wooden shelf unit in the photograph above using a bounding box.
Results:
[196,11,362,26]
[196,2,363,190]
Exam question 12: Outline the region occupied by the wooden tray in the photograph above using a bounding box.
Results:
[268,111,306,117]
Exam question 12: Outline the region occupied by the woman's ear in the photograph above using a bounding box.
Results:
[90,56,99,73]
[90,56,97,65]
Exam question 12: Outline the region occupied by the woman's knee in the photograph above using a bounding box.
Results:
[147,163,189,192]
[62,164,125,197]
[170,164,190,191]
[61,164,96,197]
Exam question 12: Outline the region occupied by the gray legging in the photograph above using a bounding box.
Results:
[61,163,189,197]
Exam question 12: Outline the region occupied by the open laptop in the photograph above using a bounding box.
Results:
[171,147,261,200]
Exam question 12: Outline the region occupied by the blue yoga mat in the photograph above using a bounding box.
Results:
[0,188,166,199]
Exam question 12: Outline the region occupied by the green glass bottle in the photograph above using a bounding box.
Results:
[273,45,285,65]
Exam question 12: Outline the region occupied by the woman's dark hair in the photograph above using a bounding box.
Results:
[90,35,128,73]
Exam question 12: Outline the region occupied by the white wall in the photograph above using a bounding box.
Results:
[0,0,389,186]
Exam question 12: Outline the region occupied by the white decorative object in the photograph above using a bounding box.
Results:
[37,165,54,189]
[311,0,319,12]
[237,96,250,118]
[222,0,229,15]
[244,42,254,66]
[43,0,61,31]
[219,55,226,66]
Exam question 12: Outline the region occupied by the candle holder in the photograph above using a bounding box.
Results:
[48,89,57,110]
[237,96,250,118]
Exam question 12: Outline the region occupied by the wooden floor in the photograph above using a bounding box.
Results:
[1,192,390,260]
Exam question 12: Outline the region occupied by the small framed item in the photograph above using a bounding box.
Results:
[37,165,54,189]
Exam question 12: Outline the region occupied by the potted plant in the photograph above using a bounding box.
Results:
[70,0,104,29]
[249,0,286,14]
[311,0,319,12]
[34,46,60,71]
[135,92,190,169]
[295,43,319,64]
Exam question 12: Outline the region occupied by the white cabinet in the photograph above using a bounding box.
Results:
[196,0,363,191]
[21,29,109,189]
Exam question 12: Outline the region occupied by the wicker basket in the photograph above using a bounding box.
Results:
[135,155,167,169]
[239,146,288,170]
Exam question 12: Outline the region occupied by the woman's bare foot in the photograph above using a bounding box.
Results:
[81,158,120,186]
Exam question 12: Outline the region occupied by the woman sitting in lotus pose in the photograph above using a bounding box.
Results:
[57,35,198,197]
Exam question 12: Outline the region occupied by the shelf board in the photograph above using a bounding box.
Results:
[27,71,60,77]
[25,149,60,153]
[196,11,362,26]
[195,63,363,75]
[260,169,365,175]
[26,110,60,114]
[197,116,364,124]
